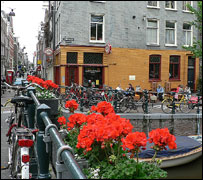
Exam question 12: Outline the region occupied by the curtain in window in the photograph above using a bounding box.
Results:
[147,20,157,44]
[166,29,175,44]
[147,28,157,44]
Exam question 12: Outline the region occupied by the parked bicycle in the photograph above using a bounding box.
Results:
[161,92,192,114]
[3,81,42,179]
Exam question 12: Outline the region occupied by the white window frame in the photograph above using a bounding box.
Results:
[146,18,159,46]
[165,1,177,11]
[183,23,193,47]
[165,21,177,46]
[147,1,160,9]
[89,14,105,43]
[182,1,193,12]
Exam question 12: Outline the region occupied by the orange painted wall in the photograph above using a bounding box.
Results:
[55,45,199,91]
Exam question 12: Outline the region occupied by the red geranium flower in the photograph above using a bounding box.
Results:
[92,101,115,116]
[67,113,87,130]
[57,116,66,126]
[65,100,79,112]
[148,128,177,150]
[121,132,147,151]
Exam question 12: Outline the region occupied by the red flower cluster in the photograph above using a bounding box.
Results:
[76,112,133,152]
[91,101,115,116]
[148,128,177,150]
[27,75,59,89]
[57,116,66,125]
[67,113,87,130]
[121,132,147,151]
[65,100,79,112]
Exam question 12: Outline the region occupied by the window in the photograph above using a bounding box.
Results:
[84,53,103,64]
[165,21,176,45]
[67,52,78,64]
[182,1,193,11]
[165,1,176,10]
[90,15,104,42]
[149,55,161,80]
[169,56,180,80]
[147,19,159,45]
[147,1,159,8]
[183,23,192,46]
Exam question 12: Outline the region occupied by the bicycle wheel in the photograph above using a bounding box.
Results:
[11,143,21,178]
[180,100,193,113]
[161,99,173,114]
[119,98,129,113]
[142,102,154,113]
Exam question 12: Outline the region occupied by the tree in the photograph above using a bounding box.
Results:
[183,1,202,58]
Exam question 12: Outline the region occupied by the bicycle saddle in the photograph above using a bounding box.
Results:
[11,95,33,104]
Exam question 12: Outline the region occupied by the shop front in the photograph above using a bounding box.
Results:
[83,66,103,88]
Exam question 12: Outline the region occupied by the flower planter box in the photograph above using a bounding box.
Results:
[39,98,59,116]
[38,98,60,128]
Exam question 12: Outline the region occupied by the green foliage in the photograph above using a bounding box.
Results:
[182,1,202,59]
[83,158,167,179]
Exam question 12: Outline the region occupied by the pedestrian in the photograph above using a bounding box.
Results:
[116,84,123,91]
[157,84,164,101]
[126,83,135,95]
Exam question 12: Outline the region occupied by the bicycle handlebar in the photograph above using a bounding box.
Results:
[3,82,44,91]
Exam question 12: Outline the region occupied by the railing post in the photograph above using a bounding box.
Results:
[36,103,51,179]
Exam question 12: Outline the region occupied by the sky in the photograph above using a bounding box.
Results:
[1,1,46,63]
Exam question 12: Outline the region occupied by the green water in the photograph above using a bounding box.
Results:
[164,156,202,179]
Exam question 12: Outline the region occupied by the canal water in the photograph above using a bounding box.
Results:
[165,156,202,179]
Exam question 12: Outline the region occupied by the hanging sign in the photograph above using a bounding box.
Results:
[44,47,53,56]
[105,43,112,54]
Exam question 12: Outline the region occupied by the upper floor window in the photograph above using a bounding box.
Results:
[183,23,193,46]
[146,19,159,45]
[149,55,161,80]
[90,15,104,42]
[165,21,177,46]
[147,1,159,8]
[169,56,180,80]
[165,1,176,10]
[182,1,193,12]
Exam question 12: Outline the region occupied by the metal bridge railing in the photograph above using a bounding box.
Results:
[27,87,86,179]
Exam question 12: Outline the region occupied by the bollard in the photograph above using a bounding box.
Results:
[36,104,52,179]
[143,90,149,114]
[196,90,200,114]
[171,92,176,114]
[80,87,84,112]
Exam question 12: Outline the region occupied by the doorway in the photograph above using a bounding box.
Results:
[65,66,79,86]
[187,56,196,92]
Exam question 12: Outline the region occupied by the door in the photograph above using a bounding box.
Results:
[65,66,78,86]
[187,56,195,92]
